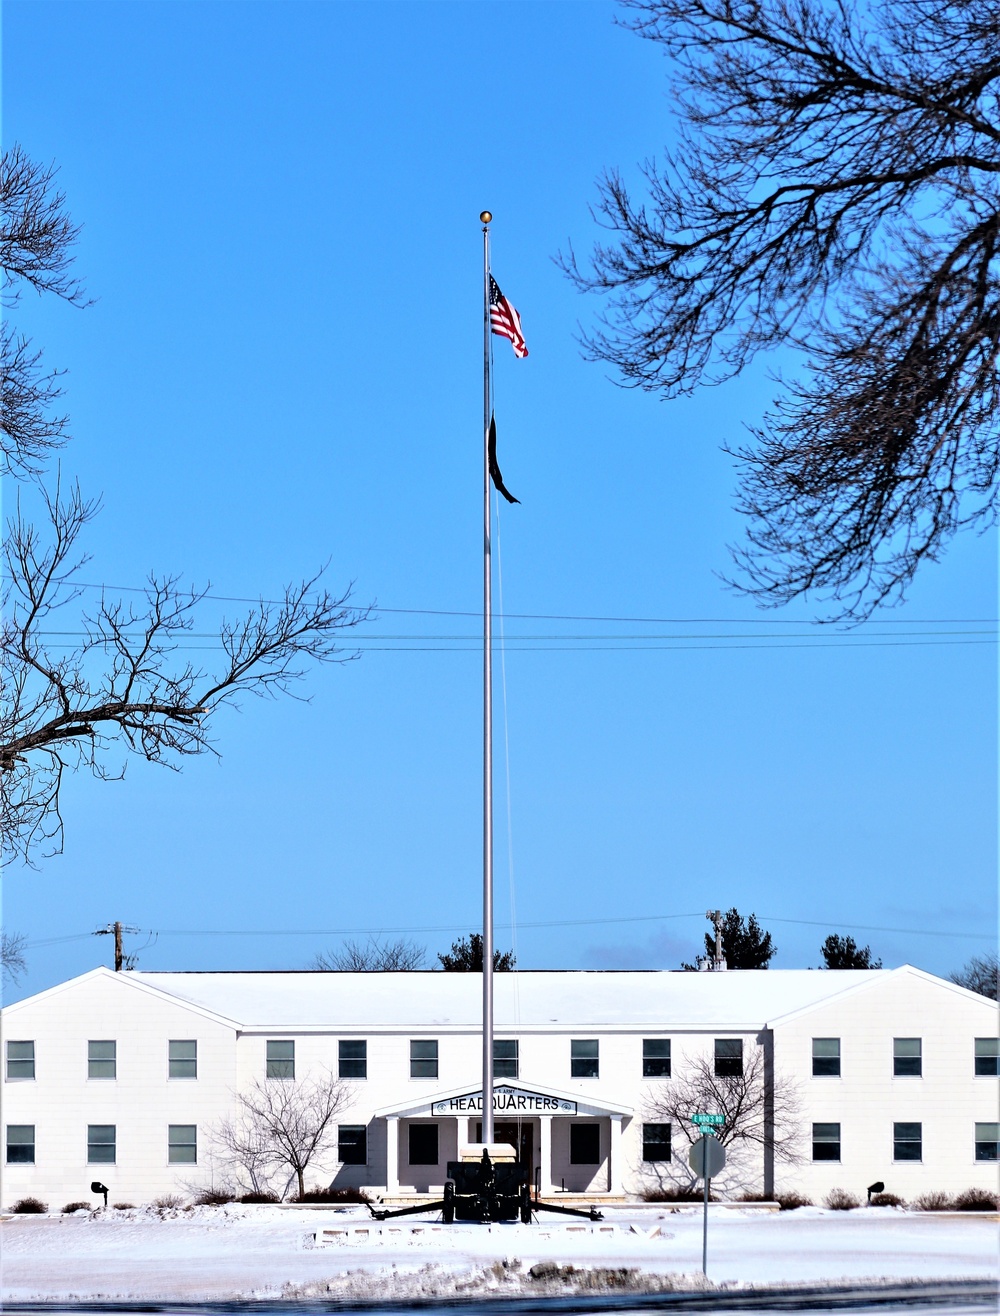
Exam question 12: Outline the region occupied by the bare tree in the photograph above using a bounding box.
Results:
[214,1072,351,1201]
[645,1046,800,1191]
[1,481,368,862]
[950,951,999,1000]
[1,930,28,985]
[564,0,1000,617]
[2,144,85,477]
[313,936,426,971]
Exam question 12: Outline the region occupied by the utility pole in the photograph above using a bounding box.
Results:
[706,910,726,971]
[95,922,138,971]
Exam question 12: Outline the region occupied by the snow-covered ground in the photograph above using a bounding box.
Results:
[0,1203,996,1304]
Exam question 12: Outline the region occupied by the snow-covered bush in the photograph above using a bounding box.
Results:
[12,1197,47,1213]
[62,1201,91,1213]
[824,1188,859,1210]
[953,1187,998,1211]
[914,1191,952,1211]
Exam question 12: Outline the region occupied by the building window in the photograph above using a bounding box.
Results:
[570,1039,599,1078]
[266,1040,295,1079]
[168,1040,197,1079]
[408,1123,438,1165]
[493,1039,518,1079]
[410,1040,438,1079]
[893,1121,922,1161]
[812,1123,841,1161]
[570,1123,601,1164]
[893,1038,922,1077]
[88,1040,117,1080]
[974,1038,999,1077]
[6,1125,35,1164]
[339,1124,367,1164]
[642,1039,671,1078]
[812,1038,841,1077]
[642,1123,671,1161]
[714,1038,743,1077]
[88,1124,116,1164]
[168,1125,197,1164]
[974,1123,999,1161]
[6,1040,35,1080]
[339,1040,367,1080]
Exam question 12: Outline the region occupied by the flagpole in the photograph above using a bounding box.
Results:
[480,209,494,1147]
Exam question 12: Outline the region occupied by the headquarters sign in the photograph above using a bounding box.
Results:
[431,1085,577,1116]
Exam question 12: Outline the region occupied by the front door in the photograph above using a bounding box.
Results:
[476,1120,534,1175]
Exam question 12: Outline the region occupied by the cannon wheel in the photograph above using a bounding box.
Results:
[442,1180,455,1224]
[519,1184,532,1225]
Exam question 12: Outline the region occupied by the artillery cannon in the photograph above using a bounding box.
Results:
[368,1144,603,1225]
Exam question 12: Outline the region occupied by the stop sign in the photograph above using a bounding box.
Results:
[689,1134,726,1178]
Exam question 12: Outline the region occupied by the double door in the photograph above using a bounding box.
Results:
[475,1120,534,1175]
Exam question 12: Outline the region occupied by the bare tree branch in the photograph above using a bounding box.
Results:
[563,0,1000,617]
[1,480,370,863]
[313,937,427,971]
[213,1072,352,1201]
[644,1047,801,1193]
[1,930,28,986]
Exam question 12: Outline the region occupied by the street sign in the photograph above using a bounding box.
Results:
[691,1113,725,1127]
[689,1134,726,1178]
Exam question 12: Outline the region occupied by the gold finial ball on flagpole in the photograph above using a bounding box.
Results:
[480,211,492,224]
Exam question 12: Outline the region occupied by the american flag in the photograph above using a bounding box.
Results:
[489,275,528,359]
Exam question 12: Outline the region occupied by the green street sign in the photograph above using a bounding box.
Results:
[691,1113,724,1126]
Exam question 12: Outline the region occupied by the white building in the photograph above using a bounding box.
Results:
[1,965,996,1210]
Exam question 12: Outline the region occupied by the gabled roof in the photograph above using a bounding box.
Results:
[5,965,984,1032]
[373,1077,633,1120]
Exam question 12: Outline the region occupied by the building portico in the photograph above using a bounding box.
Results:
[373,1081,632,1198]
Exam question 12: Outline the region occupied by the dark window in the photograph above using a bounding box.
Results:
[408,1123,439,1165]
[339,1040,367,1079]
[88,1124,116,1164]
[6,1040,35,1080]
[266,1040,295,1079]
[168,1040,197,1079]
[88,1040,116,1080]
[893,1122,922,1161]
[571,1039,599,1078]
[642,1039,671,1078]
[714,1038,743,1077]
[812,1122,841,1161]
[493,1039,518,1079]
[168,1125,197,1164]
[975,1123,999,1161]
[6,1124,35,1164]
[893,1038,921,1077]
[570,1123,601,1164]
[410,1040,438,1079]
[812,1038,841,1077]
[974,1038,999,1077]
[339,1124,368,1164]
[642,1123,671,1161]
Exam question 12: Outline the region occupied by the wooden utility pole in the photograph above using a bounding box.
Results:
[95,921,138,971]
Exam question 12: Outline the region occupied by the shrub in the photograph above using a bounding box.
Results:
[914,1191,952,1211]
[953,1187,998,1212]
[62,1201,92,1213]
[238,1191,280,1204]
[293,1187,371,1204]
[12,1197,47,1214]
[112,1203,135,1210]
[869,1192,905,1207]
[151,1194,184,1210]
[640,1186,714,1203]
[825,1188,859,1210]
[776,1191,812,1210]
[194,1189,235,1206]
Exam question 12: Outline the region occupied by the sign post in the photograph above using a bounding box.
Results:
[688,1131,726,1276]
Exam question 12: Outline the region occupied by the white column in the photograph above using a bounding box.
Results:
[538,1116,553,1196]
[385,1117,399,1196]
[608,1116,623,1195]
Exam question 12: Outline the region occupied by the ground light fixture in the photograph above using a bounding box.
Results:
[90,1181,109,1208]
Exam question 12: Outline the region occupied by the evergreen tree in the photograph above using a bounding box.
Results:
[437,933,515,972]
[820,934,882,970]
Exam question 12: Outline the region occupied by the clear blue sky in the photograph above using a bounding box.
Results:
[3,0,995,1001]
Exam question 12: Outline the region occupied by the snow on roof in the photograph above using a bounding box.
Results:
[124,967,892,1031]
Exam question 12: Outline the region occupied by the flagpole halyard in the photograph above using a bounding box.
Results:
[481,209,495,1146]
